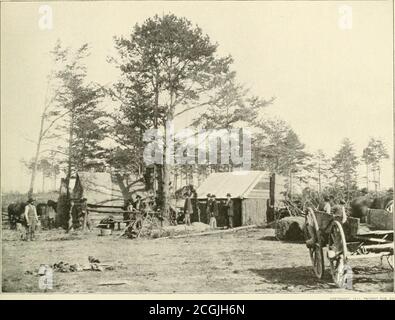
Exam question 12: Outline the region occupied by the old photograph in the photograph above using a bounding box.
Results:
[1,1,394,295]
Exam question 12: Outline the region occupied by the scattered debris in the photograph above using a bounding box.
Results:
[53,261,83,273]
[88,256,100,263]
[90,263,104,272]
[49,257,125,273]
[98,217,115,227]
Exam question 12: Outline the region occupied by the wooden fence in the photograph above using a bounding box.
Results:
[87,204,127,225]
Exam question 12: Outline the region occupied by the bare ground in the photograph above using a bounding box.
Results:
[1,227,393,293]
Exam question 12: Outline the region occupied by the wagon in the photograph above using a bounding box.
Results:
[304,208,394,288]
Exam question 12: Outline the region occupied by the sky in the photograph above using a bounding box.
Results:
[1,1,393,193]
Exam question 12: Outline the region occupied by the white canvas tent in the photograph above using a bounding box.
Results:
[72,172,124,206]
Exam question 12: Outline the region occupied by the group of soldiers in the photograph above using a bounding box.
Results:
[125,195,144,229]
[181,192,235,229]
[201,193,234,229]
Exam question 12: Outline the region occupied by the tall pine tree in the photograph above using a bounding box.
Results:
[331,138,359,199]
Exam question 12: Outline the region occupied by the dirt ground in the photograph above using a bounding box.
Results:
[1,227,393,293]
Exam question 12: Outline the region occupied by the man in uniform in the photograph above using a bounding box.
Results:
[81,198,91,231]
[332,199,347,224]
[210,194,219,229]
[205,193,212,224]
[225,193,234,228]
[125,198,134,226]
[134,195,143,229]
[183,192,193,226]
[323,196,331,214]
[24,198,39,241]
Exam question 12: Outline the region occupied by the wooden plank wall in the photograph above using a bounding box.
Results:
[242,198,267,226]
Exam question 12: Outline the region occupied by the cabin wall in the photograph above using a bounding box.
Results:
[241,198,268,226]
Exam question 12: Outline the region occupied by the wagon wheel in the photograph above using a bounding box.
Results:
[327,221,349,288]
[304,209,325,279]
[387,255,394,270]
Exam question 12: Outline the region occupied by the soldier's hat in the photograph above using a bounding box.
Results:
[206,193,211,197]
[226,193,231,197]
[339,199,346,205]
[27,198,35,203]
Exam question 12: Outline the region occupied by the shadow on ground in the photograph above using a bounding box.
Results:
[258,236,278,241]
[258,236,305,244]
[249,266,335,290]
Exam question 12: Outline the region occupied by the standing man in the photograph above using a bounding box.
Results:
[47,201,56,230]
[134,195,143,229]
[183,192,192,226]
[329,195,336,209]
[210,194,219,229]
[225,193,234,228]
[323,196,331,214]
[205,193,212,225]
[24,198,39,241]
[81,198,91,231]
[332,199,348,224]
[125,198,134,226]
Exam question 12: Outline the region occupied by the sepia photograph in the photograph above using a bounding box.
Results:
[1,0,394,295]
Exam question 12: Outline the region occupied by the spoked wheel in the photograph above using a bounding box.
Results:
[304,209,325,279]
[327,221,349,288]
[386,255,394,270]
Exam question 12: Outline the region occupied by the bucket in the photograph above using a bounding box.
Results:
[100,228,112,236]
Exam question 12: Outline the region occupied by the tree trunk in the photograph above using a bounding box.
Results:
[378,166,381,191]
[373,167,378,194]
[153,165,157,197]
[66,111,75,198]
[42,172,45,193]
[161,123,171,220]
[115,173,131,201]
[318,161,321,195]
[366,163,369,191]
[28,113,46,197]
[174,172,178,192]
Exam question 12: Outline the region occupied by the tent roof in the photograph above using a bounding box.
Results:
[73,172,124,205]
[196,171,269,199]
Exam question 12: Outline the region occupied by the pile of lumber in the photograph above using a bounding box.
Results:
[281,200,305,216]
